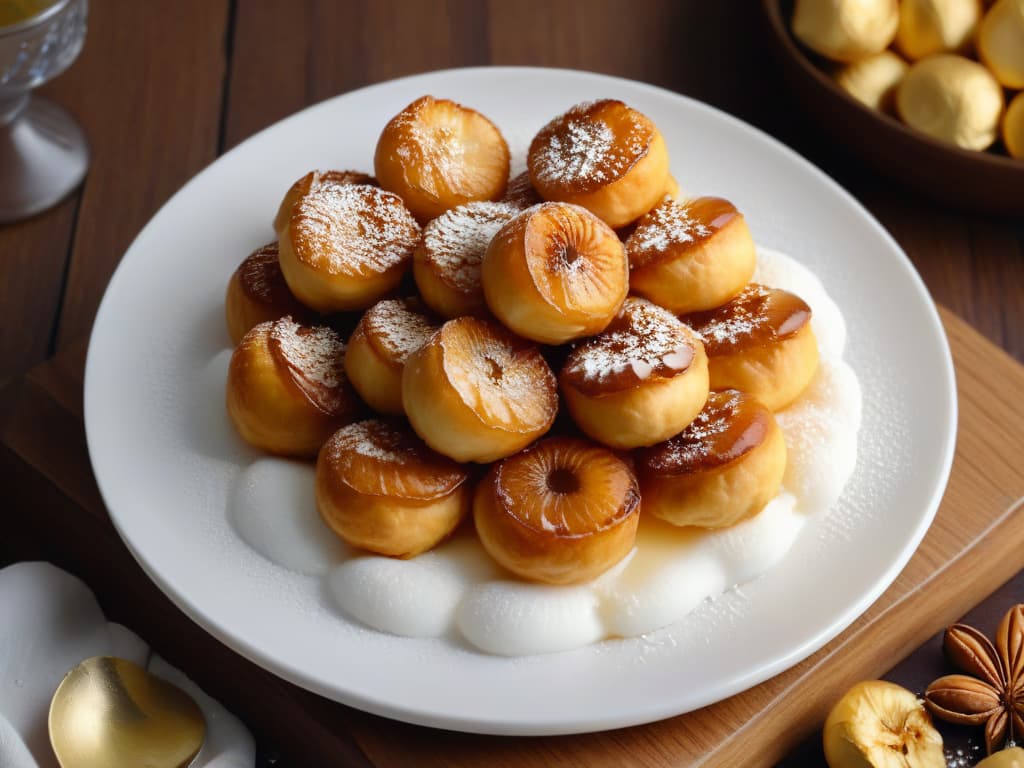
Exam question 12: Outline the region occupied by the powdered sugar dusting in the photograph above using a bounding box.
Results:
[627,198,711,267]
[268,317,348,414]
[290,184,420,275]
[322,419,467,498]
[421,202,519,292]
[389,100,462,195]
[646,391,744,470]
[326,420,415,466]
[530,100,649,192]
[536,117,612,184]
[696,316,758,348]
[362,299,439,363]
[564,298,694,390]
[218,248,864,659]
[290,169,375,202]
[687,284,776,353]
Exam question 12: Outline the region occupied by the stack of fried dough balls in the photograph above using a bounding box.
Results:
[224,95,820,585]
[792,0,1024,158]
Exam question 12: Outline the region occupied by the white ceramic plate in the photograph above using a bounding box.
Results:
[84,67,956,735]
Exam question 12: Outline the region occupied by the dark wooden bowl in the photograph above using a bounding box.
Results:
[762,0,1024,216]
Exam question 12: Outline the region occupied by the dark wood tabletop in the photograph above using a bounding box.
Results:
[1,0,1021,382]
[1,2,1023,766]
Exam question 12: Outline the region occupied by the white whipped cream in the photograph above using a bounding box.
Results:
[228,247,862,656]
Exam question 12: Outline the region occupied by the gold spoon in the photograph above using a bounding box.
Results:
[48,656,206,768]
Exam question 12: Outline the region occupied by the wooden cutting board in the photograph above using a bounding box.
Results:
[2,307,1023,767]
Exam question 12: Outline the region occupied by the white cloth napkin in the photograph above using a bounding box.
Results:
[0,562,255,768]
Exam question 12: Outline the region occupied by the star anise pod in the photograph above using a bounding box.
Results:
[924,603,1024,755]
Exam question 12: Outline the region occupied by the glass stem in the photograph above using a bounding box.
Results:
[0,93,29,127]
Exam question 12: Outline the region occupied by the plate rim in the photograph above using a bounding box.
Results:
[83,65,958,735]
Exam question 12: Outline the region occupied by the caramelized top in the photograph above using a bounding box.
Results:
[437,316,558,433]
[492,437,640,536]
[562,298,698,395]
[516,202,628,313]
[268,316,353,416]
[287,169,376,200]
[288,184,420,277]
[376,95,510,206]
[274,170,376,233]
[501,170,542,209]
[321,419,468,500]
[528,99,655,196]
[637,390,773,476]
[627,197,740,270]
[684,283,812,356]
[360,297,439,365]
[418,201,519,293]
[235,242,309,314]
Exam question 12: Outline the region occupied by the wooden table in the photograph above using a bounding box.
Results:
[2,0,1021,379]
[2,2,1023,766]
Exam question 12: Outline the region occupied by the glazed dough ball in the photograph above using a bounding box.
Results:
[896,0,982,59]
[792,0,899,62]
[835,50,909,110]
[896,54,1004,150]
[978,0,1024,88]
[1004,91,1024,159]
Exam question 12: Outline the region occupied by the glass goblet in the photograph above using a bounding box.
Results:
[0,0,88,224]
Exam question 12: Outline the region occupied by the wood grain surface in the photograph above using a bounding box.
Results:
[0,1,1021,379]
[0,0,228,379]
[2,309,1022,767]
[1,2,1023,766]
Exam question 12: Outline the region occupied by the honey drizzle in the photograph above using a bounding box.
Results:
[627,197,738,270]
[563,298,695,395]
[638,390,771,475]
[684,283,811,356]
